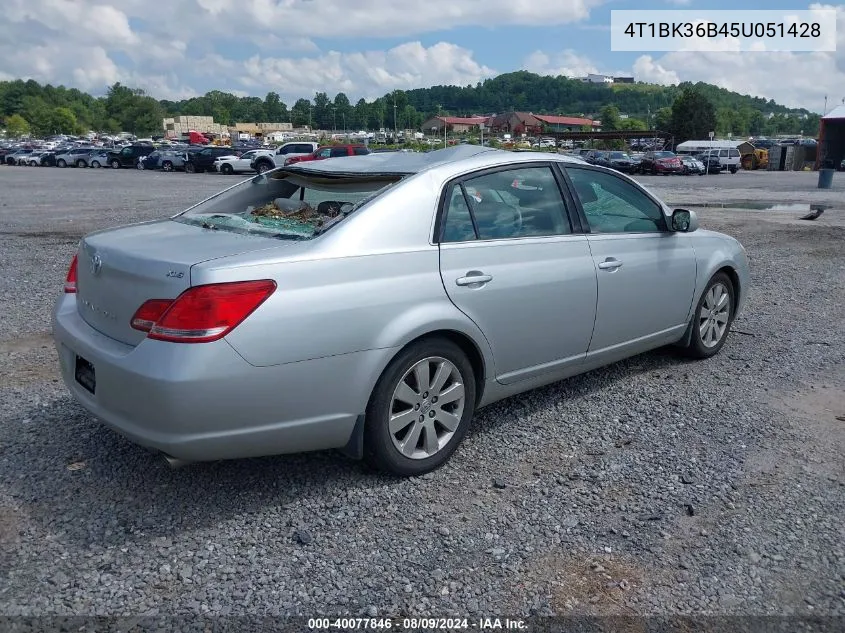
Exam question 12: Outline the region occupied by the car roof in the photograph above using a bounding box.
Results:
[283,145,585,177]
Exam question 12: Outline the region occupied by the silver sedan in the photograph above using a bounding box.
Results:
[53,146,750,476]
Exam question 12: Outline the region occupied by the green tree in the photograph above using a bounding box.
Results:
[353,98,369,130]
[50,107,79,133]
[4,113,30,136]
[619,117,647,131]
[653,107,672,132]
[291,98,311,127]
[333,92,351,131]
[670,87,716,144]
[312,92,330,129]
[599,105,621,131]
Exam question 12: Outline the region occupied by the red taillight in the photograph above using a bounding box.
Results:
[130,299,174,332]
[144,280,276,343]
[64,254,78,293]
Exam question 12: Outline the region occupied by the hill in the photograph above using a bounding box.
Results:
[0,72,819,139]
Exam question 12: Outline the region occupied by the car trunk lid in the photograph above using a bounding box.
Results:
[75,219,284,346]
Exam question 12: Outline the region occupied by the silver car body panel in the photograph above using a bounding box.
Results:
[53,147,750,461]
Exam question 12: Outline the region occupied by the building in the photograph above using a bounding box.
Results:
[486,112,598,135]
[583,74,615,84]
[419,116,489,134]
[613,76,635,83]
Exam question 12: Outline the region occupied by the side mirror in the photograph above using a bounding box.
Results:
[671,208,698,232]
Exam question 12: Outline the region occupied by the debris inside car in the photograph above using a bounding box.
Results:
[246,198,347,235]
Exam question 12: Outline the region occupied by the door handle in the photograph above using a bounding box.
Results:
[597,258,623,271]
[456,272,493,286]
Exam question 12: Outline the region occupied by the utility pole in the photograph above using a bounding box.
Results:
[393,91,398,144]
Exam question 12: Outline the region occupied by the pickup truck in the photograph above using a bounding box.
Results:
[251,141,320,173]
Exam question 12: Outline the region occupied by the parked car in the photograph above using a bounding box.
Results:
[106,145,156,169]
[284,144,371,166]
[698,147,741,173]
[159,149,198,172]
[599,151,638,174]
[5,149,33,165]
[54,148,97,168]
[184,146,242,173]
[584,150,607,166]
[53,145,749,476]
[88,151,111,168]
[251,141,321,173]
[680,155,706,175]
[694,153,722,174]
[25,151,52,166]
[214,149,272,174]
[14,149,36,165]
[639,150,684,175]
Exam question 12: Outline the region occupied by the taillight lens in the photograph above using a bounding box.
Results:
[130,299,174,332]
[64,254,78,293]
[144,280,276,343]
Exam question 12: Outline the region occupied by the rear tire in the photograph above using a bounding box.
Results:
[364,337,476,477]
[681,272,735,360]
[729,166,737,174]
[57,159,67,168]
[256,161,271,174]
[76,159,86,168]
[161,161,173,172]
[185,162,196,173]
[110,159,120,169]
[221,163,234,175]
[91,160,101,168]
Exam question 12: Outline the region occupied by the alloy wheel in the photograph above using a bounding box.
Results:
[698,282,731,348]
[388,356,466,460]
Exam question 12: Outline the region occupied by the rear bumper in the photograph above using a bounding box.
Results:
[52,295,394,462]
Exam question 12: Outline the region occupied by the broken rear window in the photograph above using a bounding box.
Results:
[173,170,402,240]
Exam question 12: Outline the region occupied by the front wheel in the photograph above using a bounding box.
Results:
[221,163,233,175]
[110,159,120,169]
[681,272,735,359]
[256,162,271,174]
[57,159,67,168]
[161,161,173,172]
[364,337,476,476]
[729,166,737,174]
[185,162,196,173]
[76,160,87,168]
[90,160,101,168]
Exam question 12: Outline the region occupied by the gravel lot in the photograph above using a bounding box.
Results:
[0,166,843,620]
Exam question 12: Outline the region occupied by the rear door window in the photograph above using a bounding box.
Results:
[441,165,572,241]
[330,147,348,157]
[730,149,740,157]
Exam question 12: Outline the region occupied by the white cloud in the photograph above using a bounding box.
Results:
[632,55,680,85]
[214,42,497,100]
[0,0,594,101]
[633,3,845,110]
[523,50,600,78]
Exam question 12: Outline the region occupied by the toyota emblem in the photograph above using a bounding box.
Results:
[90,253,102,275]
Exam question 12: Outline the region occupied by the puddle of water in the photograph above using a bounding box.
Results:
[673,202,830,212]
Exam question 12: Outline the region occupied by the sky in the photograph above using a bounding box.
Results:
[1,0,843,113]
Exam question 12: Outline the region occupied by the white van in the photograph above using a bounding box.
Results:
[697,147,741,173]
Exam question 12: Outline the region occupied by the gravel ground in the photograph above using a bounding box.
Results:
[0,166,843,620]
